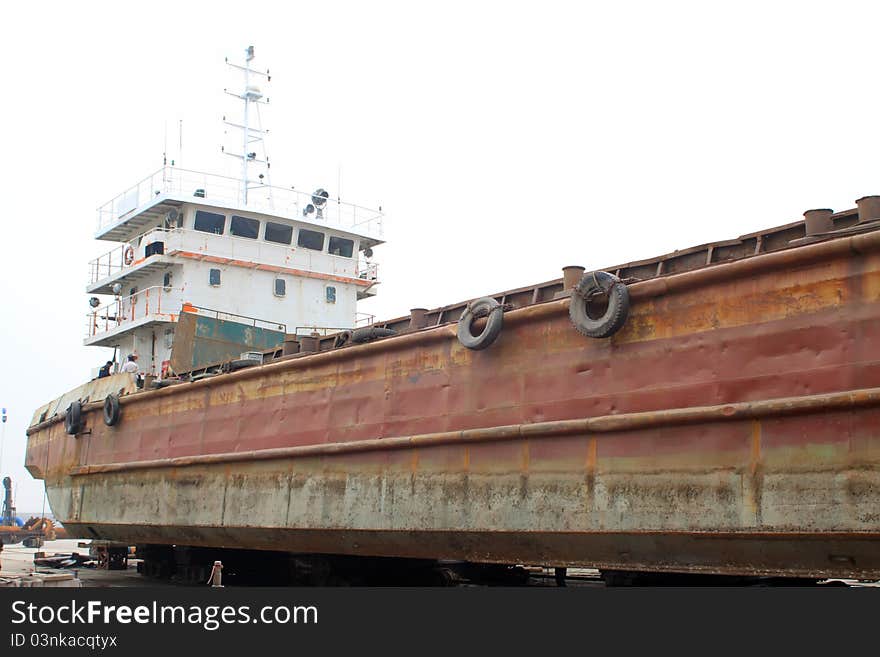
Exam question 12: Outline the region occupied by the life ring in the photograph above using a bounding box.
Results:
[123,246,134,266]
[569,271,630,338]
[103,394,121,426]
[457,297,504,350]
[64,401,83,436]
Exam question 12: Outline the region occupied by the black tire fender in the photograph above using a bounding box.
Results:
[569,270,630,338]
[333,330,352,348]
[103,394,121,426]
[229,359,260,371]
[64,401,83,435]
[351,327,396,343]
[457,297,504,350]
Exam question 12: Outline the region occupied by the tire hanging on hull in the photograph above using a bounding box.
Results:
[103,394,121,426]
[64,401,83,435]
[457,297,504,350]
[569,271,630,338]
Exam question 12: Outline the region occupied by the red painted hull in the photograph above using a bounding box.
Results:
[25,229,880,577]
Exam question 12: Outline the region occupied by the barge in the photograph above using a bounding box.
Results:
[24,47,880,580]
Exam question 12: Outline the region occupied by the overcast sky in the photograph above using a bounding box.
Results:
[1,1,878,511]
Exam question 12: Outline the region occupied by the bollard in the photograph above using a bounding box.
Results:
[282,335,300,356]
[408,308,429,331]
[562,266,585,291]
[299,335,320,354]
[856,196,880,224]
[803,209,834,236]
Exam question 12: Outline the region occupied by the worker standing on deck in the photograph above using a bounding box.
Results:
[121,354,139,373]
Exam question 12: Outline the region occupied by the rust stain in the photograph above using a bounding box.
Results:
[750,420,762,475]
[584,436,598,511]
[586,436,598,473]
[520,441,530,473]
[615,274,861,345]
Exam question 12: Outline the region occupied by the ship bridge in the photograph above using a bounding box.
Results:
[85,166,384,375]
[95,166,384,244]
[82,46,385,378]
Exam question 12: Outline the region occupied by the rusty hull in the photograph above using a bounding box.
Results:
[24,228,880,578]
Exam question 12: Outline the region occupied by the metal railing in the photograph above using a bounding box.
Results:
[183,305,286,333]
[293,326,350,337]
[96,166,384,239]
[355,312,376,327]
[357,261,379,282]
[86,286,182,339]
[87,226,170,284]
[88,242,129,284]
[294,314,378,337]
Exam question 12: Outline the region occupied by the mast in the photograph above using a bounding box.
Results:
[223,45,272,207]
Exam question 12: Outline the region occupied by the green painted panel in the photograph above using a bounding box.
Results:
[173,314,284,371]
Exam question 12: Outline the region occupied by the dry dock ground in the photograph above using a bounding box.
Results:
[1,540,174,587]
[2,539,877,587]
[1,539,605,587]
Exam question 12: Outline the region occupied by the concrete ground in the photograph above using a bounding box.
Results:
[1,539,174,587]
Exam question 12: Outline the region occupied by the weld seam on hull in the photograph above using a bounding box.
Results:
[67,385,880,476]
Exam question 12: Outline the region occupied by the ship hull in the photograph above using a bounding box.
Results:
[27,230,880,578]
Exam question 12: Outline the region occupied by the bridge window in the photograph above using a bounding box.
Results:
[298,228,325,251]
[194,210,225,235]
[231,215,260,239]
[265,221,293,245]
[328,236,354,258]
[274,278,286,297]
[326,286,336,303]
[209,268,221,286]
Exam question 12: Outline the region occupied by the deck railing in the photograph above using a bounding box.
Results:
[183,305,286,333]
[86,286,183,339]
[96,166,384,240]
[355,312,376,327]
[88,242,129,284]
[357,261,379,283]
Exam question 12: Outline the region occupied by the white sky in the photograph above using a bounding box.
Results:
[1,0,878,511]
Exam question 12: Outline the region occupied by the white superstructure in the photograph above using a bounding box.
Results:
[84,47,383,377]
